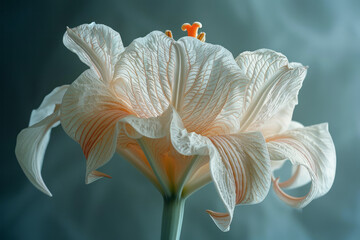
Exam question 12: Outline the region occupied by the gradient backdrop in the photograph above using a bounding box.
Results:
[2,0,360,239]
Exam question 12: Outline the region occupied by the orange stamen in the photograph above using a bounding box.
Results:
[165,30,173,38]
[181,22,203,38]
[197,32,206,42]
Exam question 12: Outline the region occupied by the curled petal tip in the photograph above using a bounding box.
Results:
[40,185,53,197]
[273,177,280,183]
[272,176,307,208]
[15,85,67,198]
[28,174,53,197]
[205,210,231,232]
[268,123,336,208]
[92,170,112,179]
[85,170,112,184]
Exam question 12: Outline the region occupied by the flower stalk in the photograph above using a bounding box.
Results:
[161,195,186,240]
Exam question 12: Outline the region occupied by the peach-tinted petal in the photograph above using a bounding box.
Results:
[207,132,271,231]
[116,132,161,190]
[118,114,205,196]
[236,49,307,137]
[182,157,211,197]
[60,70,132,183]
[114,31,175,118]
[170,111,270,231]
[63,30,177,187]
[120,107,173,139]
[114,32,247,136]
[267,123,336,208]
[15,85,69,196]
[270,121,311,189]
[170,109,210,156]
[139,132,202,196]
[63,22,124,82]
[175,37,247,135]
[61,69,173,184]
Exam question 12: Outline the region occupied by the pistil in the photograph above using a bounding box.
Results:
[165,21,206,42]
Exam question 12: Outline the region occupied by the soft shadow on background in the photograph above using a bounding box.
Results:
[2,0,360,239]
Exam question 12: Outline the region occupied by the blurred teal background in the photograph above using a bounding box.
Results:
[2,0,360,239]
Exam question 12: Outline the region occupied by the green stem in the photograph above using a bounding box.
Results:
[161,196,186,240]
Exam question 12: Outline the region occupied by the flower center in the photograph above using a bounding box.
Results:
[165,21,206,42]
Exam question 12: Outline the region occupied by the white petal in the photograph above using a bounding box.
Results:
[60,70,131,183]
[169,110,212,193]
[61,70,172,184]
[63,22,124,82]
[170,109,210,156]
[116,133,160,189]
[183,160,211,196]
[120,107,172,139]
[270,121,309,188]
[174,37,247,135]
[170,112,270,231]
[288,121,304,130]
[63,30,178,186]
[114,31,175,118]
[29,85,69,126]
[207,132,271,231]
[114,32,246,136]
[270,121,311,189]
[236,49,307,136]
[267,123,336,207]
[15,85,69,196]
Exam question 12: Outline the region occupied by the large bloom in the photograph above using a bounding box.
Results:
[15,22,336,233]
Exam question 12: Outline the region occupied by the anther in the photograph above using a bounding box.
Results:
[165,30,173,38]
[197,32,206,42]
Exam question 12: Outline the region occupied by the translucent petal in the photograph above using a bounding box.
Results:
[236,49,307,136]
[267,123,336,207]
[61,69,173,184]
[207,132,271,231]
[174,37,247,135]
[114,31,175,118]
[63,22,124,82]
[29,85,69,126]
[60,70,133,183]
[170,111,270,231]
[15,85,69,196]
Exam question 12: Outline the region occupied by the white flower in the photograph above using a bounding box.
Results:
[15,22,336,234]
